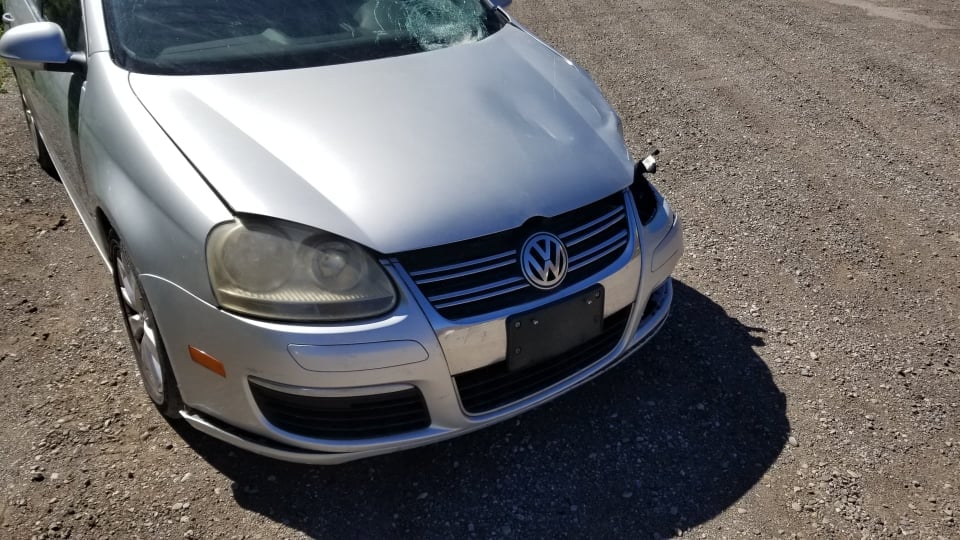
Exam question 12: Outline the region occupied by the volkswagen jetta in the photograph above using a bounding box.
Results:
[0,0,683,463]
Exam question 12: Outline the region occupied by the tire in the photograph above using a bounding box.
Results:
[34,129,58,181]
[109,233,184,419]
[16,78,59,181]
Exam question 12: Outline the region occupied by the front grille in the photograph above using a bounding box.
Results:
[395,191,632,321]
[250,383,431,440]
[454,306,631,414]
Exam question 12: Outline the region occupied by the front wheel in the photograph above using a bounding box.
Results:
[110,233,184,419]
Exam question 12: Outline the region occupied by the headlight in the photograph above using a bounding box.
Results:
[206,217,397,322]
[629,174,660,225]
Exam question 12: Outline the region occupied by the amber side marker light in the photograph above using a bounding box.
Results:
[189,346,227,378]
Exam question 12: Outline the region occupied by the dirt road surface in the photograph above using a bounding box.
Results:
[1,0,958,538]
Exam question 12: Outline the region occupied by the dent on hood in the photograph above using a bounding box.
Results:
[355,0,491,50]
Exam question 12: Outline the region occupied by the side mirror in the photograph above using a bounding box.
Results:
[0,21,85,73]
[490,0,512,8]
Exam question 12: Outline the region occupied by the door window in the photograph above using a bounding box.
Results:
[41,0,84,51]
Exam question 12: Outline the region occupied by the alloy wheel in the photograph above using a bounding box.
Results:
[116,250,165,405]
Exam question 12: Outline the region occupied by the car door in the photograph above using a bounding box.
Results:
[6,0,91,219]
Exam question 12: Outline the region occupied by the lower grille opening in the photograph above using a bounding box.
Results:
[250,384,431,440]
[454,306,632,414]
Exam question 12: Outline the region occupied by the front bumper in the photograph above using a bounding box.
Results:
[140,202,683,464]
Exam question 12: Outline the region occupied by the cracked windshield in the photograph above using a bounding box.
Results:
[103,0,504,74]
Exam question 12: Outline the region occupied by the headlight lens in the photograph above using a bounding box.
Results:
[207,218,397,322]
[218,222,296,293]
[629,174,660,225]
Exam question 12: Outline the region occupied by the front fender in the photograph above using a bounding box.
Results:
[78,52,231,303]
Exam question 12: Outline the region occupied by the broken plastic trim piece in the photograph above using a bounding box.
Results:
[641,148,659,174]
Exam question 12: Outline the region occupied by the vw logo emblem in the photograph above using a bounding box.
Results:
[520,233,568,290]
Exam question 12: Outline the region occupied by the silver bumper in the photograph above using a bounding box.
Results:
[141,206,683,464]
[178,279,675,465]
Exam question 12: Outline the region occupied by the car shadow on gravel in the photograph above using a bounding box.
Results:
[172,280,788,538]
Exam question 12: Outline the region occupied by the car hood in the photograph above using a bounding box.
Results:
[129,24,633,254]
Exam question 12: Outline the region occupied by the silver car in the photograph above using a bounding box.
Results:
[0,0,683,464]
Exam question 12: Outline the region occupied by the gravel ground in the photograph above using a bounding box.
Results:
[1,0,958,538]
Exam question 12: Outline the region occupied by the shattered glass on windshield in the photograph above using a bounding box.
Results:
[103,0,503,75]
[356,0,491,50]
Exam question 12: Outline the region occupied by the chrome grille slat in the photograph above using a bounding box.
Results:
[569,239,629,272]
[414,258,518,285]
[564,212,626,247]
[396,192,632,320]
[559,206,624,241]
[427,276,526,303]
[568,230,629,265]
[433,282,531,310]
[408,250,516,278]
